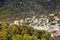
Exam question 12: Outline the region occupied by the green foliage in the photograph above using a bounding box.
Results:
[0,0,60,21]
[0,31,8,40]
[23,34,32,40]
[0,22,54,40]
[7,24,19,36]
[1,22,8,29]
[23,34,38,40]
[12,35,23,40]
[12,34,39,40]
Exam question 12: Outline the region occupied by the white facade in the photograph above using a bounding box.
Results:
[20,19,24,23]
[54,16,59,21]
[50,14,54,16]
[14,20,19,26]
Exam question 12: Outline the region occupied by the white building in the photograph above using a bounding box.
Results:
[54,16,59,20]
[50,14,54,16]
[20,19,24,23]
[33,18,38,24]
[14,20,19,26]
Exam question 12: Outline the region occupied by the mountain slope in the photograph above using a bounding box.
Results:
[0,0,46,21]
[0,0,60,21]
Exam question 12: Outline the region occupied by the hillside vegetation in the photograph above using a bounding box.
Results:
[0,0,60,21]
[0,22,53,40]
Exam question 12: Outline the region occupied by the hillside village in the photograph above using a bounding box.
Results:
[10,14,60,37]
[0,0,60,40]
[0,13,60,38]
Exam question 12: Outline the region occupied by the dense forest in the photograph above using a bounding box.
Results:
[0,22,54,40]
[0,0,60,21]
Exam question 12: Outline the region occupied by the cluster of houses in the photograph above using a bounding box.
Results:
[10,14,60,37]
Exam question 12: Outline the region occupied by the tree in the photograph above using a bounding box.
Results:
[7,24,19,36]
[1,22,8,29]
[32,36,39,40]
[12,35,23,40]
[20,24,29,35]
[0,22,54,40]
[41,32,53,40]
[23,34,32,40]
[0,31,8,40]
[23,34,39,40]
